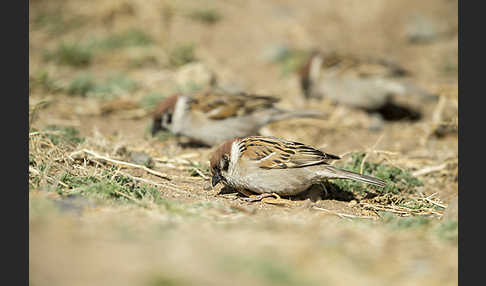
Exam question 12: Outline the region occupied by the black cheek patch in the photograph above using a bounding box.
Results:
[221,161,229,171]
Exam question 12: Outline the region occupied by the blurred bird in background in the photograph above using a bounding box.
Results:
[297,50,438,124]
[151,90,328,146]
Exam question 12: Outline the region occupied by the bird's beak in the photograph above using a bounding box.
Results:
[211,173,222,187]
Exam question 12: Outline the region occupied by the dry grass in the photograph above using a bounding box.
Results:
[29,0,458,285]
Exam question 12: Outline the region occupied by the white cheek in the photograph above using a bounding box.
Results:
[229,142,241,174]
[172,96,188,132]
[309,55,323,80]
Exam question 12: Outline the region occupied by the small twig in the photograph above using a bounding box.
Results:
[360,202,443,217]
[191,167,210,180]
[155,156,209,180]
[29,130,70,137]
[412,163,448,177]
[360,134,384,175]
[432,96,447,125]
[115,170,182,192]
[70,149,171,180]
[116,170,165,187]
[29,100,50,129]
[359,203,410,215]
[154,163,187,170]
[154,157,193,165]
[416,196,447,209]
[90,159,182,190]
[373,150,399,156]
[55,178,70,188]
[312,206,377,220]
[29,166,40,175]
[360,153,370,175]
[29,166,70,188]
[424,198,447,209]
[421,96,447,146]
[178,153,200,159]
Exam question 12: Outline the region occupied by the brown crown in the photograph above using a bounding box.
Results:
[152,94,183,119]
[209,138,239,171]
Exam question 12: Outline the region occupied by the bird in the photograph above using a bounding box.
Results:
[209,136,386,201]
[297,50,437,121]
[151,91,328,146]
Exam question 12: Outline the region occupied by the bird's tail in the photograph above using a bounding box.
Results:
[320,165,386,187]
[400,82,439,102]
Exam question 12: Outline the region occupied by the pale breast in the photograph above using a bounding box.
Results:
[228,160,322,196]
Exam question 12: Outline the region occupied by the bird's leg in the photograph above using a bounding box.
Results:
[242,192,277,202]
[261,193,292,205]
[242,192,291,205]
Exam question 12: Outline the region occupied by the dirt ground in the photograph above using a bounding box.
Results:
[29,0,458,285]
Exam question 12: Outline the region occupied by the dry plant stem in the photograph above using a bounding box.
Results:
[336,151,358,160]
[417,192,447,209]
[69,149,171,180]
[191,168,210,180]
[373,150,399,156]
[411,163,448,177]
[421,95,447,146]
[418,197,447,209]
[433,96,447,125]
[312,206,377,220]
[114,169,182,192]
[29,100,50,129]
[360,203,411,215]
[29,166,40,175]
[154,163,187,171]
[360,134,384,174]
[154,156,196,165]
[53,178,70,188]
[155,156,210,180]
[29,166,70,188]
[360,203,443,217]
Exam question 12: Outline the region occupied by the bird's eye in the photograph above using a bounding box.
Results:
[162,113,172,126]
[221,155,229,171]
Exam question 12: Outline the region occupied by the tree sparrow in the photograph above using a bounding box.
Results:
[298,50,437,118]
[210,136,386,200]
[151,91,327,146]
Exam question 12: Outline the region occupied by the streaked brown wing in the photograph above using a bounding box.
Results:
[320,52,409,78]
[353,60,408,78]
[189,91,279,120]
[239,136,340,169]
